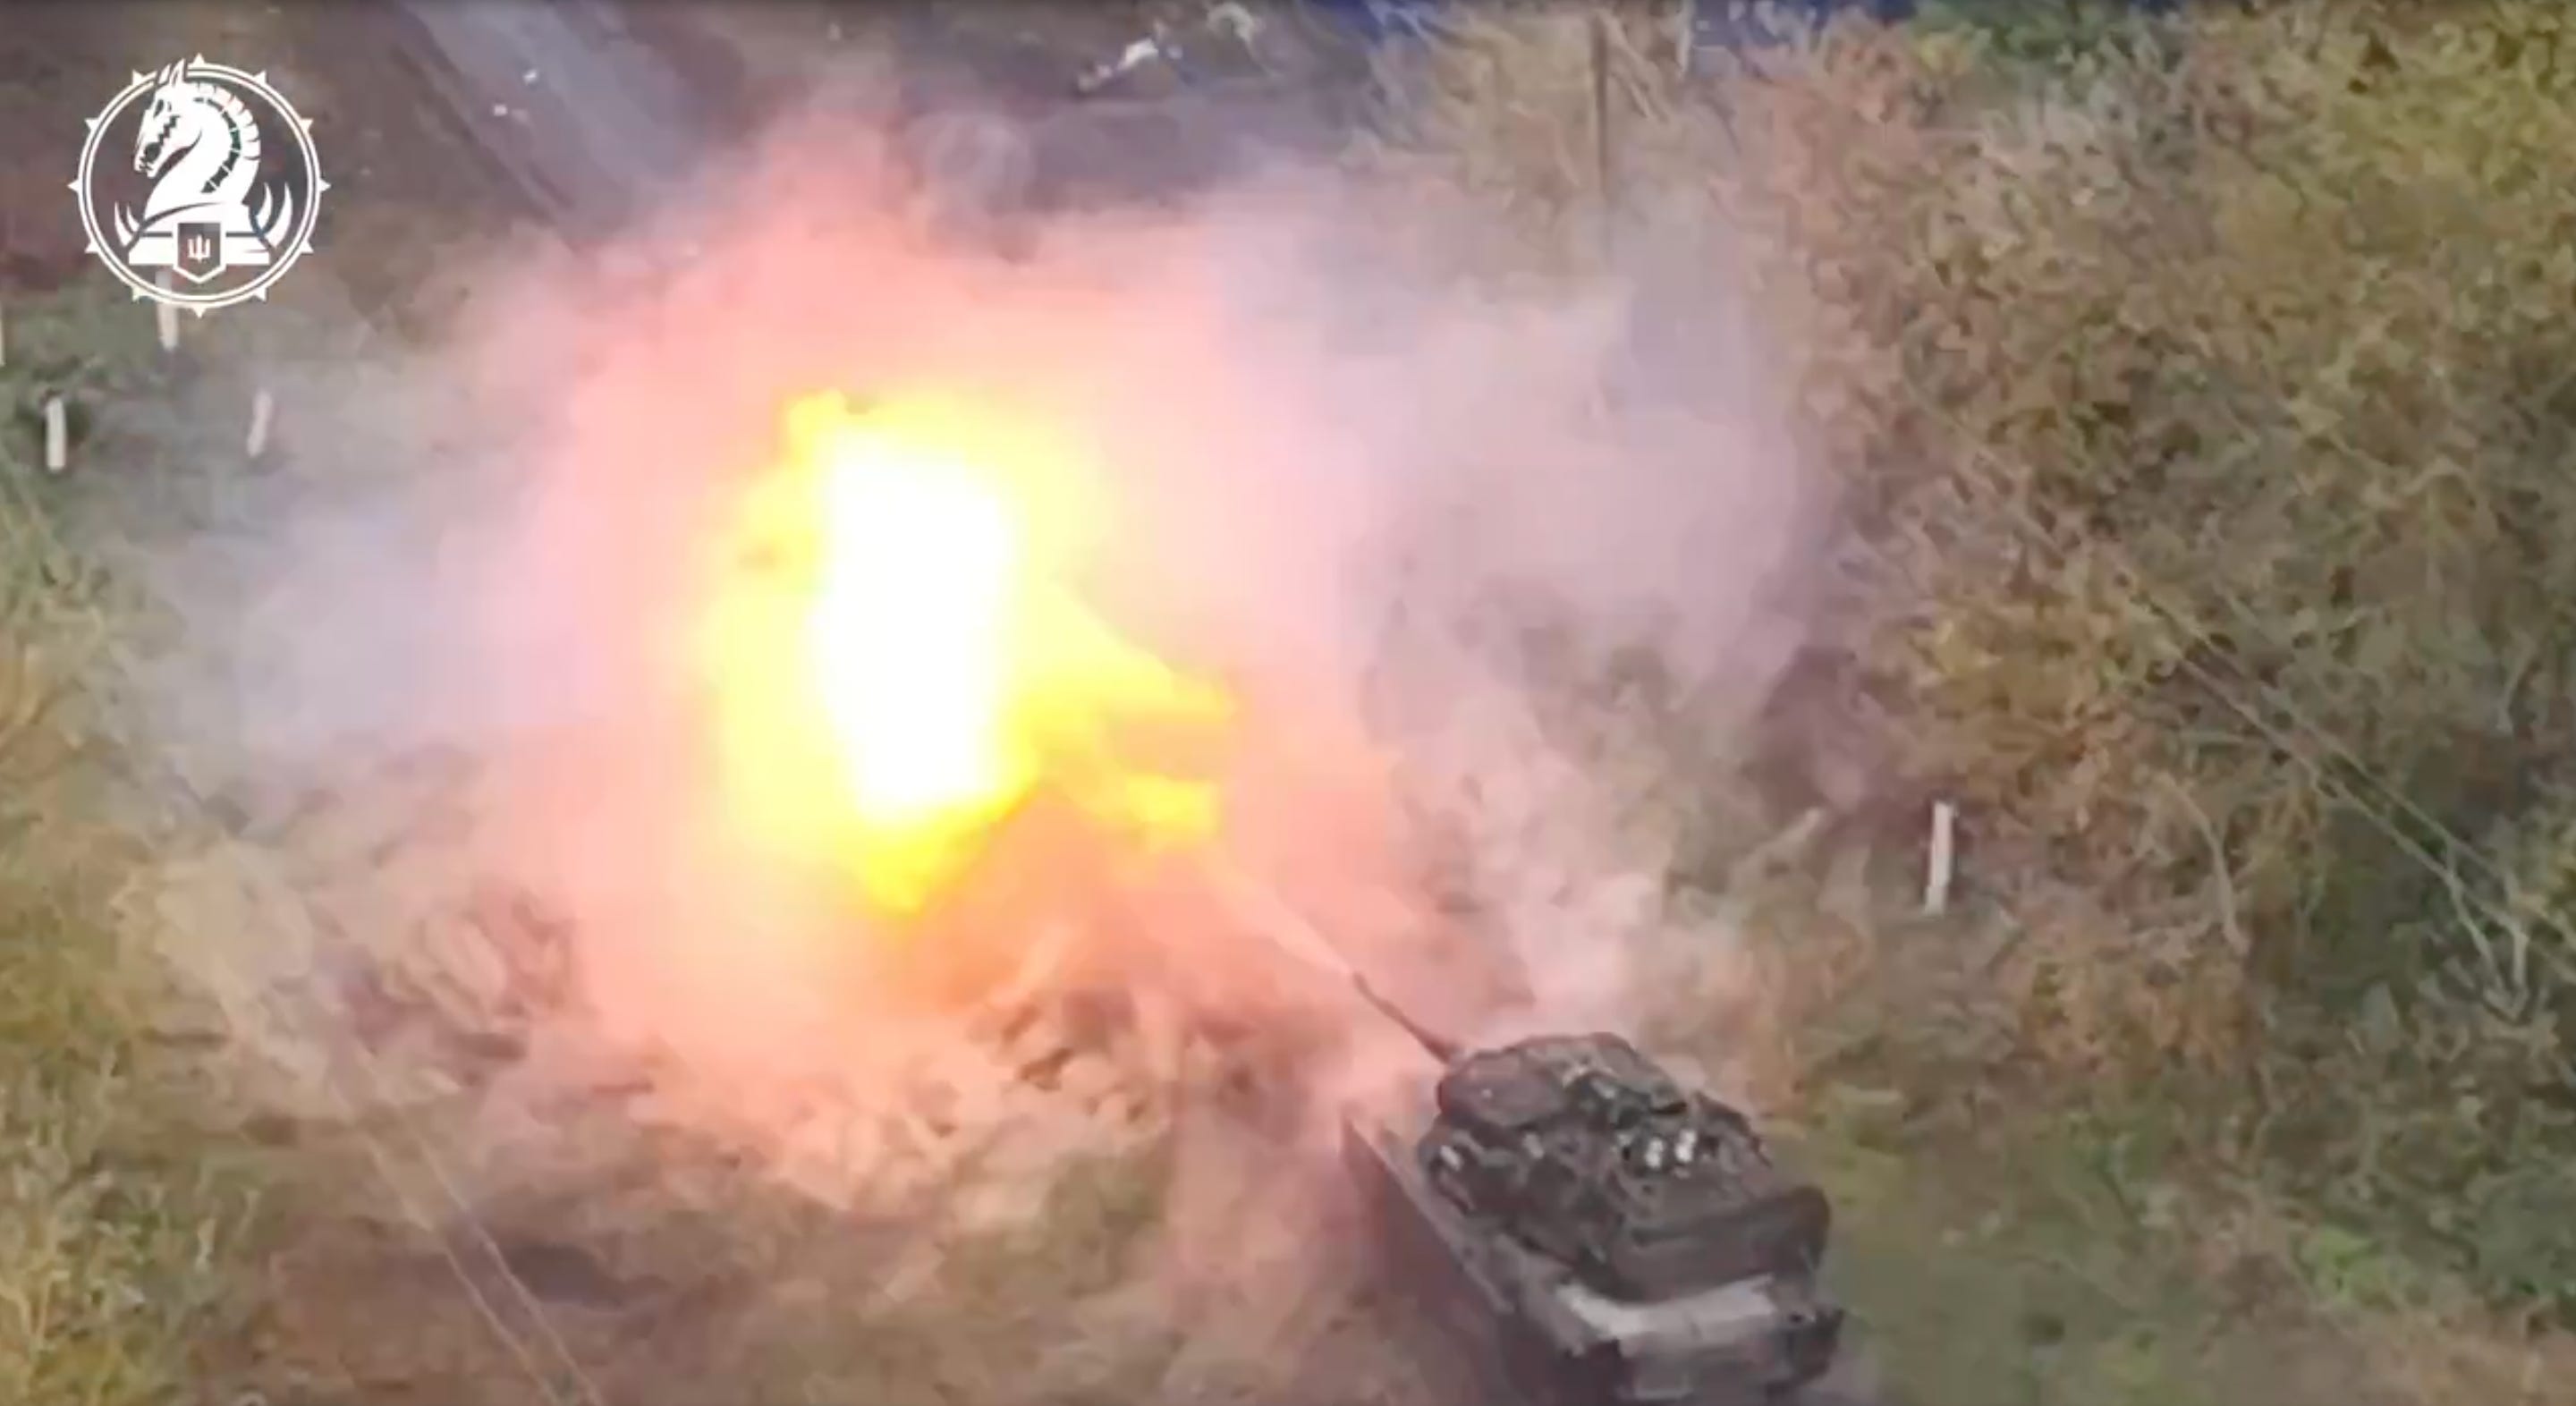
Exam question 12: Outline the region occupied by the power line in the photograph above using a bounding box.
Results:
[1913,404,2570,1010]
[140,728,614,1406]
[0,463,603,1406]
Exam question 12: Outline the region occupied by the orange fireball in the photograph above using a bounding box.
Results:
[700,390,1233,914]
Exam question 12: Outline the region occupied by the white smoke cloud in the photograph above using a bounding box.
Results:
[117,72,1825,1395]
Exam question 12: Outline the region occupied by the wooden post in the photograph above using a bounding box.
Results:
[0,298,10,369]
[42,396,67,473]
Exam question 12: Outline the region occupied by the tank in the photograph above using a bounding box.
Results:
[1340,1029,1846,1405]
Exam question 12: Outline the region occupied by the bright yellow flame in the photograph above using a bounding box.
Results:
[702,391,1232,914]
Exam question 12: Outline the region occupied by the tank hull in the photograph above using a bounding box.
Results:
[1340,1096,1843,1406]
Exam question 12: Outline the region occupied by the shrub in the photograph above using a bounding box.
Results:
[1380,0,2576,1325]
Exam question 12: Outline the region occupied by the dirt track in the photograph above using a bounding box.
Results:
[267,0,749,327]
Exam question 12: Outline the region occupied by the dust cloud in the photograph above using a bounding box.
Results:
[123,83,1822,1386]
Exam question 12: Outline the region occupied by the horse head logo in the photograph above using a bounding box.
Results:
[80,56,326,309]
[133,61,208,182]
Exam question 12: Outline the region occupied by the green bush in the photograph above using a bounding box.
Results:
[1389,0,2576,1331]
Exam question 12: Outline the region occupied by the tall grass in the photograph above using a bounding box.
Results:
[0,289,267,1406]
[1371,0,2576,1365]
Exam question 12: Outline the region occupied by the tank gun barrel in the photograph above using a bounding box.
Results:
[1199,855,1464,1066]
[1352,973,1462,1063]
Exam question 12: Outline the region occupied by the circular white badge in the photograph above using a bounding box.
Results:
[72,56,328,314]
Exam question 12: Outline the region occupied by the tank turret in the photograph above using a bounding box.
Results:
[1420,1033,1834,1300]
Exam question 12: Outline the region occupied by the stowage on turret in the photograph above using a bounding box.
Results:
[1342,1031,1845,1405]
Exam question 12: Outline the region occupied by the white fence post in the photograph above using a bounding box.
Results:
[1923,799,1958,916]
[42,396,67,474]
[246,388,275,460]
